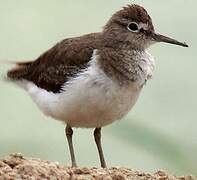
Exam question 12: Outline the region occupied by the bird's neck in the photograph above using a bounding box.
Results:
[96,47,155,87]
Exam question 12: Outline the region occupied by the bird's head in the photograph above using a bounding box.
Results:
[103,4,188,50]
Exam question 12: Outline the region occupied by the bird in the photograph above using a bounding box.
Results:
[6,4,188,168]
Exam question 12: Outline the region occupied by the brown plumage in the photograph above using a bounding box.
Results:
[105,4,154,31]
[8,33,102,93]
[7,4,155,93]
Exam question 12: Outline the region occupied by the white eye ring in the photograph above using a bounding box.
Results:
[127,22,139,32]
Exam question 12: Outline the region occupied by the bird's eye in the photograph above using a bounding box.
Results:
[127,22,139,32]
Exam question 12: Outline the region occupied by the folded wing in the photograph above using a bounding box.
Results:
[7,33,100,93]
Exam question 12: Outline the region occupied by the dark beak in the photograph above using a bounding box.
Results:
[146,30,188,47]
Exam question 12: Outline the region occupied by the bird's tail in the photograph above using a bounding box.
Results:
[0,60,33,81]
[0,60,18,65]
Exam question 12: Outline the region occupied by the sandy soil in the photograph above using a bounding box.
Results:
[0,154,195,180]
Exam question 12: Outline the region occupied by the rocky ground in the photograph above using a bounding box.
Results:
[0,154,195,180]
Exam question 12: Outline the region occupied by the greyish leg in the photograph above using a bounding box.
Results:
[65,125,77,167]
[94,128,107,168]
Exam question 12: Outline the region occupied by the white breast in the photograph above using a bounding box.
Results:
[123,50,155,86]
[15,50,154,128]
[138,51,155,82]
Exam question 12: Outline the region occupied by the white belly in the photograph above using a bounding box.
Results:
[19,55,142,128]
[58,78,141,128]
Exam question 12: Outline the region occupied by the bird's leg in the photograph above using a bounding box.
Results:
[65,125,77,167]
[94,127,107,168]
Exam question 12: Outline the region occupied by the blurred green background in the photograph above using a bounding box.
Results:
[0,0,196,176]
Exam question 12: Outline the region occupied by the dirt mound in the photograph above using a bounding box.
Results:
[0,154,195,180]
